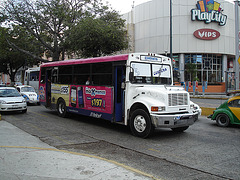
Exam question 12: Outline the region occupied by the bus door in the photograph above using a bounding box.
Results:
[46,69,52,107]
[114,66,124,122]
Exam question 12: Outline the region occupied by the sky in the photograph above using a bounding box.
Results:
[104,0,235,14]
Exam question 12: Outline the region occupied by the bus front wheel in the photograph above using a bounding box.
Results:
[57,99,68,118]
[130,109,154,138]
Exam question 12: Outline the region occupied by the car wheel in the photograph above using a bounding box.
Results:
[22,109,27,113]
[57,99,68,118]
[216,113,230,127]
[130,109,154,138]
[171,126,189,132]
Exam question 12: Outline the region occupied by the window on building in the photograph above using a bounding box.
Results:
[184,54,222,84]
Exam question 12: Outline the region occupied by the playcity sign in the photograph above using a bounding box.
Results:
[191,0,227,26]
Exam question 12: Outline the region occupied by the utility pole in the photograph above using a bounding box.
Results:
[235,1,240,89]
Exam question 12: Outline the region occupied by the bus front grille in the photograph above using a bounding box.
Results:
[168,93,188,106]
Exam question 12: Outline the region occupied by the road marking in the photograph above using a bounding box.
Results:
[0,145,162,180]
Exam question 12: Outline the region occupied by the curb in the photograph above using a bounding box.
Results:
[191,96,228,100]
[200,107,215,116]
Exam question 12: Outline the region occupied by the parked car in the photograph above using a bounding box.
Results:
[208,90,240,127]
[16,85,40,105]
[0,87,27,113]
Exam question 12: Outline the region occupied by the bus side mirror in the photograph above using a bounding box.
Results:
[129,72,134,82]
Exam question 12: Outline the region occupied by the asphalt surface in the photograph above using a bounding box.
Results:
[0,94,235,180]
[0,120,154,180]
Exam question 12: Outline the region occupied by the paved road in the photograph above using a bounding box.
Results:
[191,97,227,108]
[1,105,240,180]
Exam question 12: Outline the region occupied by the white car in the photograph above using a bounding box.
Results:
[16,85,40,105]
[0,87,27,113]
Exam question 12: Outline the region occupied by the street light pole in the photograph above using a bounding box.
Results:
[235,1,240,90]
[170,0,173,62]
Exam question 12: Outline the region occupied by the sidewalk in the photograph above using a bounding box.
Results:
[0,120,154,180]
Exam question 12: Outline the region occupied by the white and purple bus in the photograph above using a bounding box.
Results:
[39,53,198,138]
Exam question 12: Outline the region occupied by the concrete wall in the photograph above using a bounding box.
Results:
[124,0,235,55]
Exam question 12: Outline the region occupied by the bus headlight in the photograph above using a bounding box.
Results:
[151,106,166,112]
[190,104,194,109]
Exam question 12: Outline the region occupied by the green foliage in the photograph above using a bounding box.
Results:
[0,0,129,61]
[66,11,128,57]
[0,27,37,82]
[185,63,197,81]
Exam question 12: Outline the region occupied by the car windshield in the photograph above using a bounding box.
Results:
[0,89,21,97]
[21,87,35,92]
[131,62,172,85]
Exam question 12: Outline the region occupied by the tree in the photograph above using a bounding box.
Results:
[66,11,128,57]
[0,0,128,61]
[0,27,38,83]
[185,63,197,81]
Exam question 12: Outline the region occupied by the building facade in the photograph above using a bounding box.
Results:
[123,0,238,91]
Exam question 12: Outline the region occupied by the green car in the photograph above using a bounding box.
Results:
[208,91,240,127]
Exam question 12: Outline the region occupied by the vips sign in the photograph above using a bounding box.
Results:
[193,29,220,40]
[191,0,227,26]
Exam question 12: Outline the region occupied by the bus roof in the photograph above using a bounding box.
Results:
[40,54,129,68]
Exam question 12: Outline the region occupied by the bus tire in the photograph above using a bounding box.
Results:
[130,109,154,138]
[216,113,230,127]
[57,99,68,118]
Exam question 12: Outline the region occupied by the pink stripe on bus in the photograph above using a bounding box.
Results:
[41,54,129,67]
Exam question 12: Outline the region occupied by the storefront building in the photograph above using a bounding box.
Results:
[123,0,238,93]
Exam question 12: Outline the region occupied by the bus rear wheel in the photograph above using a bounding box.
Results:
[57,99,68,118]
[130,109,154,138]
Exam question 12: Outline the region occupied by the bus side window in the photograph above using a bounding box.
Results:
[73,64,90,85]
[92,62,112,86]
[58,65,72,84]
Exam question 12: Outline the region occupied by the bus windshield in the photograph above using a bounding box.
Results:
[131,62,172,85]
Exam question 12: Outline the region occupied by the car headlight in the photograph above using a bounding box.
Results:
[22,99,26,103]
[0,100,7,104]
[151,106,166,112]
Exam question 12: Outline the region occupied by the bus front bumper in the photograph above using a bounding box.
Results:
[151,112,198,128]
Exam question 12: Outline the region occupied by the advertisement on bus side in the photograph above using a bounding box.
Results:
[49,84,113,114]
